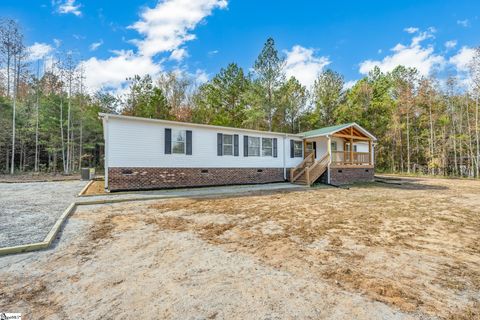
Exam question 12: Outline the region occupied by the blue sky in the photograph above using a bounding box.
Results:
[3,0,479,92]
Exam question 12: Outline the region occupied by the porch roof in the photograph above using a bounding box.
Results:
[300,122,377,141]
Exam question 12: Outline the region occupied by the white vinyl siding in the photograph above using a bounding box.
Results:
[106,117,303,168]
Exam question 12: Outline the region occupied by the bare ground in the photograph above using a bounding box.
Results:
[1,177,480,319]
[81,179,106,195]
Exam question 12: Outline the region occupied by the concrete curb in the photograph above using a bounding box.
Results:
[0,185,305,257]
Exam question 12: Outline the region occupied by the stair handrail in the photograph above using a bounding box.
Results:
[290,152,314,182]
[305,153,329,185]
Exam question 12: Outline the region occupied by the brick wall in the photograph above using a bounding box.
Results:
[108,167,285,191]
[329,167,374,185]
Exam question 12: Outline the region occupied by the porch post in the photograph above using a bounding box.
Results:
[327,135,331,184]
[368,140,372,165]
[350,127,353,165]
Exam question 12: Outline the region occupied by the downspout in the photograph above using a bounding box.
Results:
[102,115,109,191]
[327,135,332,184]
[283,134,287,180]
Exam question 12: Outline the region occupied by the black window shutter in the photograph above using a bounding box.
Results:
[217,133,223,156]
[273,138,278,158]
[186,130,192,155]
[290,140,294,158]
[234,134,239,156]
[165,128,172,154]
[313,141,317,158]
[243,135,248,157]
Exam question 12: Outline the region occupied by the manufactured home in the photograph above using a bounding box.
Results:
[100,113,377,191]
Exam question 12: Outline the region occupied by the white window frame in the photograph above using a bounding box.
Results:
[262,138,273,157]
[171,129,186,154]
[248,136,261,157]
[293,141,303,158]
[223,134,233,156]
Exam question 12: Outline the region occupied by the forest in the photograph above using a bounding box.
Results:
[1,18,479,177]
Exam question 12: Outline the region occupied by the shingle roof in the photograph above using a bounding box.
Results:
[300,123,355,137]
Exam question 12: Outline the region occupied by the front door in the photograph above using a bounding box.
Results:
[305,141,317,158]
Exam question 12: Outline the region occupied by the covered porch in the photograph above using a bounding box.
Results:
[302,123,375,167]
[290,123,377,186]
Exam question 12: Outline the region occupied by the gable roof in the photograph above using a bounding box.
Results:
[300,122,377,141]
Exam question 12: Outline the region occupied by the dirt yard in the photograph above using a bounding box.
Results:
[81,179,106,195]
[1,177,479,319]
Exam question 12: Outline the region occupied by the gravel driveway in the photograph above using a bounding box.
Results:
[0,180,87,248]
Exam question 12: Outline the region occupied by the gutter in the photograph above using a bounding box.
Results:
[283,134,287,180]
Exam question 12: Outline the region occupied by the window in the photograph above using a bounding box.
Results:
[331,141,337,152]
[293,141,303,157]
[223,134,233,156]
[262,138,273,157]
[171,129,186,154]
[248,137,260,156]
[345,143,357,152]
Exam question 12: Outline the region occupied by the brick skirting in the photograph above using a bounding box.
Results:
[329,167,374,185]
[108,167,286,191]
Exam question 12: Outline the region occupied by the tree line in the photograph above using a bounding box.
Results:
[1,18,479,177]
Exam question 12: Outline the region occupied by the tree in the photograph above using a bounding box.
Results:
[0,19,25,174]
[391,66,418,173]
[253,37,285,131]
[470,47,480,177]
[312,69,344,127]
[157,71,192,119]
[122,75,171,119]
[192,63,250,127]
[276,77,308,133]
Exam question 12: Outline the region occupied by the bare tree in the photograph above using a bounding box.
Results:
[469,47,480,177]
[5,21,24,174]
[0,19,21,98]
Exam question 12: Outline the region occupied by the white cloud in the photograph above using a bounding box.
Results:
[457,19,470,27]
[194,69,209,85]
[404,27,419,34]
[445,40,457,49]
[56,0,82,16]
[129,0,228,57]
[284,45,330,88]
[80,0,227,93]
[208,50,219,56]
[79,50,162,93]
[26,42,54,61]
[89,40,103,51]
[449,46,475,72]
[359,30,445,76]
[169,48,188,61]
[344,80,357,90]
[53,38,62,48]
